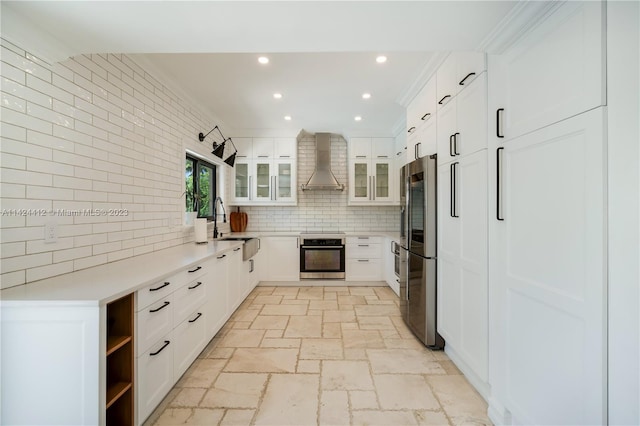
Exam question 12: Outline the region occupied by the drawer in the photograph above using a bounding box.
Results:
[346,243,381,259]
[137,294,173,354]
[137,331,174,425]
[173,306,207,379]
[172,277,207,327]
[346,259,382,281]
[347,236,382,245]
[136,262,208,311]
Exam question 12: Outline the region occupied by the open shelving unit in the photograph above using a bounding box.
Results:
[106,293,134,425]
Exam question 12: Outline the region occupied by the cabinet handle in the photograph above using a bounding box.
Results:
[438,95,451,105]
[150,340,170,356]
[258,155,269,158]
[188,266,202,273]
[358,244,370,247]
[189,312,203,323]
[234,247,241,252]
[372,176,376,200]
[358,259,369,262]
[420,112,431,121]
[496,108,504,138]
[356,155,367,158]
[396,151,402,156]
[296,237,299,248]
[150,281,170,292]
[217,254,226,259]
[449,134,455,157]
[249,176,252,200]
[188,281,203,290]
[497,147,505,221]
[408,126,416,133]
[149,301,170,313]
[377,155,388,158]
[452,162,460,218]
[279,155,290,158]
[415,142,421,160]
[453,133,460,155]
[358,237,369,240]
[458,72,476,86]
[249,258,254,273]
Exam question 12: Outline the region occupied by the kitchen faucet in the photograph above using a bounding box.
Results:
[213,197,226,239]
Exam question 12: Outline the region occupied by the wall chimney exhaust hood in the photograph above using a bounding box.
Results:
[301,132,345,191]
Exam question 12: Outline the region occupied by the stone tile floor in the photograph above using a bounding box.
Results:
[145,286,491,425]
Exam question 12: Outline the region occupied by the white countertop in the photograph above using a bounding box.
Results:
[0,239,242,306]
[1,230,400,306]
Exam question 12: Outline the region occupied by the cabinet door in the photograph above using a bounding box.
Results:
[490,109,605,425]
[227,248,243,313]
[407,96,421,134]
[274,159,296,203]
[456,72,488,157]
[417,114,437,158]
[206,253,228,336]
[137,294,173,354]
[137,333,174,425]
[274,137,297,159]
[489,1,605,141]
[265,237,300,281]
[436,53,458,110]
[436,97,457,165]
[253,160,272,201]
[406,132,419,163]
[349,160,370,202]
[372,159,393,203]
[456,52,486,94]
[371,138,394,159]
[346,259,382,281]
[252,137,274,158]
[232,161,251,203]
[233,137,253,159]
[173,308,207,379]
[350,137,371,159]
[418,77,437,124]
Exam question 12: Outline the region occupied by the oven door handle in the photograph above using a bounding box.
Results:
[301,245,345,249]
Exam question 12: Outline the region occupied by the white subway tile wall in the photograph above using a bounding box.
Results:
[0,39,220,289]
[233,135,400,233]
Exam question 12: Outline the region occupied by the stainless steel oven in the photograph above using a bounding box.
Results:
[299,234,346,280]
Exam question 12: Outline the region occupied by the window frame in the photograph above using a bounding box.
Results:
[186,154,217,221]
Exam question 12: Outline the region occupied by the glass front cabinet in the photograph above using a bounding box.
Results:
[348,159,394,204]
[232,159,297,205]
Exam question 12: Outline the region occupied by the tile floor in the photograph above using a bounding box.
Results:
[145,286,491,426]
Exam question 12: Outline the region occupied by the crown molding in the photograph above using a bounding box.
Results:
[478,0,564,54]
[396,51,449,108]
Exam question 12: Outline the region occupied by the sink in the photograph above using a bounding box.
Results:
[220,237,260,260]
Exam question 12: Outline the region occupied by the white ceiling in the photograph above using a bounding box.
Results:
[2,1,520,135]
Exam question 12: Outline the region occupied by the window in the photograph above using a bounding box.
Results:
[185,155,217,220]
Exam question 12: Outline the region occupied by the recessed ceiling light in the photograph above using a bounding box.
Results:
[354,116,362,121]
[376,55,387,64]
[284,115,292,121]
[362,93,371,99]
[258,56,269,64]
[273,93,282,99]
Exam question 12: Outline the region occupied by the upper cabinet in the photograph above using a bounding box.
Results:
[488,1,605,141]
[348,137,397,205]
[231,137,297,206]
[437,52,486,109]
[407,77,437,136]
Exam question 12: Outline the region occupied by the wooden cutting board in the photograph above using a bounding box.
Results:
[230,209,248,232]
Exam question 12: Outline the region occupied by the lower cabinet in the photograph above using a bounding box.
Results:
[227,247,244,313]
[346,236,382,281]
[173,307,207,379]
[137,333,174,424]
[384,237,400,296]
[262,236,300,281]
[205,252,229,336]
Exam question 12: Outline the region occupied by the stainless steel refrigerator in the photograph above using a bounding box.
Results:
[399,154,444,349]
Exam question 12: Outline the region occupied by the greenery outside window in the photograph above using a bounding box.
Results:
[185,155,217,220]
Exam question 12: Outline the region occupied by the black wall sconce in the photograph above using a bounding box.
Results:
[198,125,238,167]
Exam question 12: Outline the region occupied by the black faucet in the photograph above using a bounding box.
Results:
[212,197,226,239]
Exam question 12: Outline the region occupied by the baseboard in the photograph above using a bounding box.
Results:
[487,396,512,425]
[444,345,491,401]
[258,280,388,287]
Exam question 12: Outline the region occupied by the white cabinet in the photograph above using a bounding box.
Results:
[437,150,488,387]
[233,137,253,159]
[205,252,229,336]
[489,108,606,425]
[488,1,605,142]
[437,52,486,109]
[406,76,437,162]
[437,73,488,165]
[384,237,400,296]
[349,137,396,205]
[173,307,207,379]
[227,246,244,312]
[346,236,382,281]
[137,332,174,424]
[262,236,300,281]
[231,137,297,206]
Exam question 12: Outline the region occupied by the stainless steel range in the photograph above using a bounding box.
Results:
[299,232,346,280]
